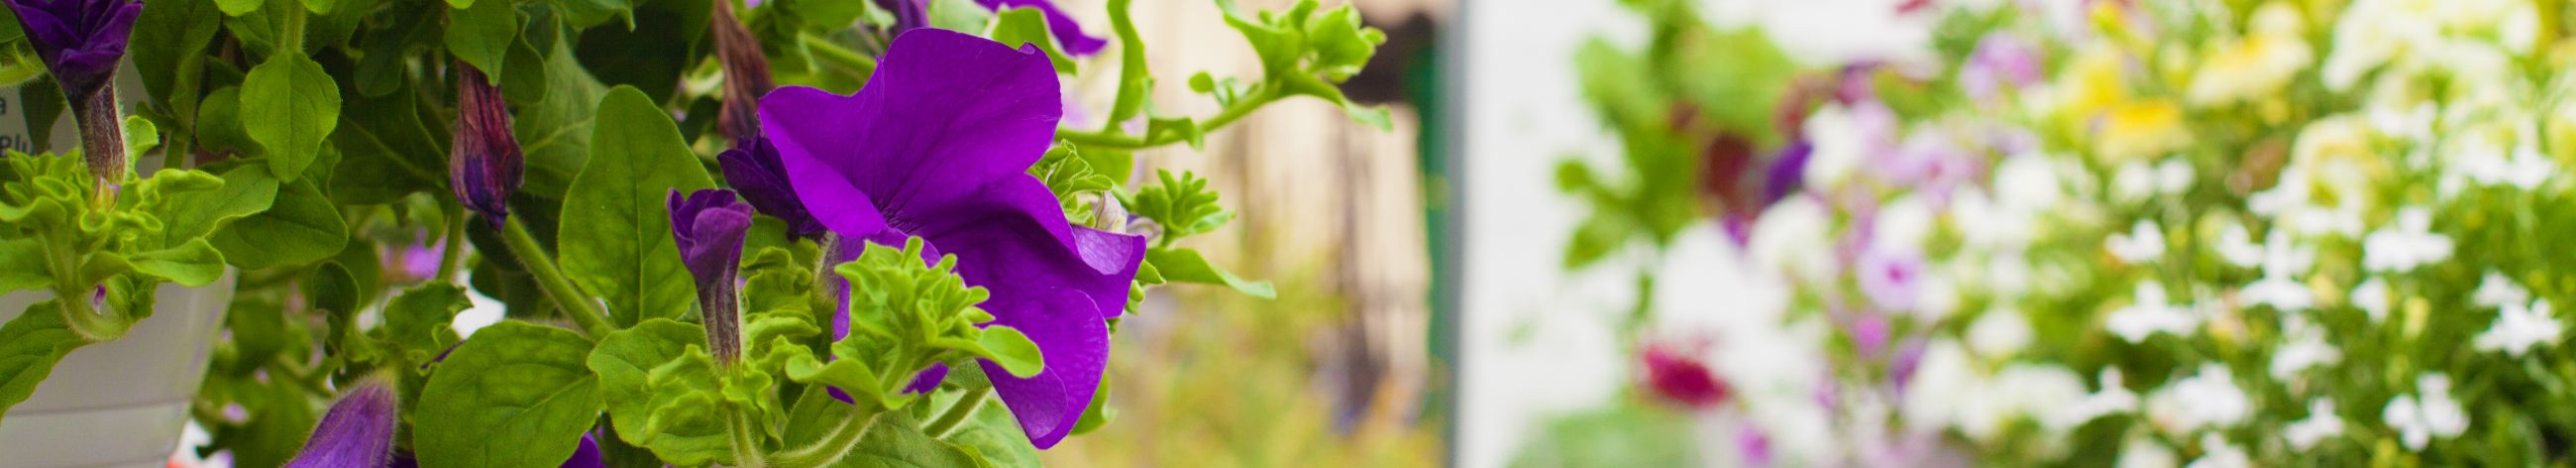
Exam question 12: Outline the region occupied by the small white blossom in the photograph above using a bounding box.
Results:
[2185,433,2252,468]
[2116,435,2178,468]
[2214,224,2264,268]
[2474,299,2562,357]
[2270,315,2341,379]
[2243,231,2319,311]
[2284,399,2346,451]
[2384,373,2471,450]
[2352,277,2393,322]
[2056,368,2139,428]
[2107,220,2167,264]
[2472,271,2530,308]
[2108,281,2197,342]
[2362,207,2454,272]
[1968,307,2034,357]
[2149,364,2251,432]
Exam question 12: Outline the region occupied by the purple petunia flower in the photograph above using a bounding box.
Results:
[761,29,1144,449]
[561,434,604,468]
[670,188,753,363]
[716,136,827,239]
[873,0,1105,56]
[286,377,399,468]
[5,0,139,98]
[450,62,524,227]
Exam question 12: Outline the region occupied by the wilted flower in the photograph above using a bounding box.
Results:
[2384,373,2470,450]
[670,188,754,363]
[285,376,398,468]
[709,0,773,142]
[450,62,525,227]
[762,29,1144,448]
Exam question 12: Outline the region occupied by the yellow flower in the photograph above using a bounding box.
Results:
[2096,99,2190,161]
[2186,4,2312,105]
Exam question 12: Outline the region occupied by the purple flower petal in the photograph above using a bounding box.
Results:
[560,433,603,468]
[285,377,399,468]
[718,136,827,239]
[451,63,525,227]
[670,188,753,362]
[768,29,1145,449]
[5,0,141,95]
[976,0,1107,56]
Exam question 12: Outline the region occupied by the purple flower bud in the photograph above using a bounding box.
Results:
[285,376,398,468]
[669,188,753,364]
[709,0,773,142]
[561,433,604,468]
[8,0,142,198]
[1762,140,1812,206]
[450,62,525,227]
[874,0,928,34]
[6,0,139,97]
[716,136,825,239]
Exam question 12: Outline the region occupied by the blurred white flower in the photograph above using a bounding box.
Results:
[1968,307,2033,358]
[2185,433,2252,468]
[2214,224,2264,268]
[2362,207,2454,272]
[1992,365,2090,433]
[2109,281,2197,342]
[1873,195,1935,253]
[2352,277,2394,322]
[2367,102,2437,143]
[2454,133,2556,189]
[2250,168,2367,238]
[1993,154,2064,214]
[2473,299,2561,357]
[1900,340,1978,435]
[2106,220,2166,264]
[2384,373,2470,450]
[2473,271,2531,308]
[1803,103,1876,189]
[2283,399,2346,450]
[1753,196,1837,286]
[2270,315,2341,379]
[2242,231,2318,311]
[2322,0,2440,90]
[2057,368,2138,428]
[2148,364,2251,432]
[2116,434,2178,468]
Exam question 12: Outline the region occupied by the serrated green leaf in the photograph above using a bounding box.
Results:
[589,319,733,466]
[210,177,347,269]
[1144,248,1273,298]
[446,0,519,80]
[560,86,713,327]
[973,325,1043,378]
[0,300,83,426]
[416,321,603,468]
[241,52,341,182]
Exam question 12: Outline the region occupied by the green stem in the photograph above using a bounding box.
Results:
[1055,89,1280,151]
[278,3,307,56]
[768,404,884,468]
[1101,0,1146,127]
[499,214,615,337]
[728,408,768,468]
[921,386,992,439]
[436,202,467,282]
[801,34,878,75]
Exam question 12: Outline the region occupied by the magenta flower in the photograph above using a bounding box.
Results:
[1639,340,1730,410]
[286,377,398,468]
[761,29,1144,448]
[669,188,753,363]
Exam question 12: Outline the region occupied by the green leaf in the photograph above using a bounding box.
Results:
[127,240,227,287]
[209,176,347,269]
[381,284,472,367]
[195,86,260,157]
[0,300,83,426]
[949,398,1042,467]
[783,353,889,407]
[972,325,1043,378]
[241,52,342,182]
[1144,248,1273,298]
[927,0,994,32]
[216,0,263,16]
[988,7,1076,74]
[0,239,45,293]
[514,38,608,199]
[154,164,280,247]
[130,0,223,104]
[838,410,988,468]
[559,86,714,327]
[588,319,732,466]
[446,0,519,79]
[415,321,603,468]
[552,0,635,29]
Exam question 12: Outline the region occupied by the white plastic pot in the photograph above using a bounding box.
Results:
[0,273,235,468]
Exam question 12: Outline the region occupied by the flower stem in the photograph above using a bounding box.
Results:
[920,386,992,439]
[1054,88,1280,151]
[437,201,467,282]
[801,33,878,76]
[728,408,768,468]
[768,404,884,468]
[499,214,615,337]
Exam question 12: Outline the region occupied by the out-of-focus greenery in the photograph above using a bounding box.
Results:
[1043,275,1441,467]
